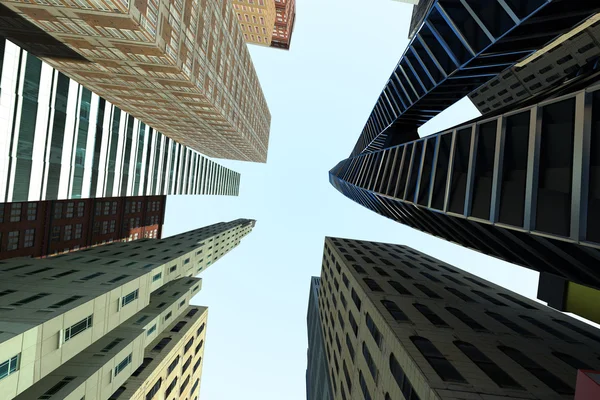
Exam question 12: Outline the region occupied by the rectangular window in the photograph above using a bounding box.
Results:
[49,295,83,309]
[10,203,22,222]
[12,293,49,306]
[77,202,85,217]
[0,354,20,380]
[74,224,82,239]
[66,202,74,218]
[121,289,139,307]
[111,201,117,215]
[152,273,162,282]
[167,356,180,375]
[147,324,157,336]
[7,231,19,250]
[26,203,37,221]
[54,203,63,219]
[184,337,194,353]
[164,311,172,321]
[63,225,72,241]
[114,353,132,376]
[23,229,35,248]
[64,315,93,342]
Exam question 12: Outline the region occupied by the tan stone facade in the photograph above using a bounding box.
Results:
[0,0,271,163]
[319,237,600,400]
[233,0,276,47]
[0,218,254,399]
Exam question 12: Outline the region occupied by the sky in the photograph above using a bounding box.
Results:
[161,0,580,398]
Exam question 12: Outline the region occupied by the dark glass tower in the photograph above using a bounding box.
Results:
[306,277,333,400]
[330,1,600,290]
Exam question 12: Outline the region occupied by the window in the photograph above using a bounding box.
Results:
[111,201,117,215]
[342,274,349,287]
[346,334,355,360]
[145,378,162,400]
[420,271,441,283]
[351,289,361,310]
[195,340,204,355]
[109,386,126,399]
[64,225,72,241]
[152,273,162,282]
[77,202,84,217]
[498,346,573,394]
[414,283,441,299]
[365,313,383,347]
[394,269,412,279]
[165,377,178,397]
[26,203,37,221]
[66,202,74,218]
[349,311,358,336]
[184,337,194,353]
[342,360,352,391]
[132,358,152,377]
[552,351,593,370]
[197,323,205,336]
[381,300,410,322]
[472,290,506,306]
[455,341,522,389]
[497,293,536,309]
[442,274,466,286]
[39,376,75,399]
[519,316,573,341]
[363,278,383,292]
[553,319,600,343]
[169,265,177,273]
[353,264,366,274]
[414,303,448,327]
[390,353,420,400]
[411,336,466,383]
[64,315,93,342]
[152,338,171,352]
[23,229,34,248]
[12,292,50,306]
[362,342,378,382]
[446,307,487,331]
[114,353,132,376]
[445,287,474,302]
[147,324,157,336]
[74,224,82,239]
[193,357,202,373]
[81,272,104,280]
[54,203,63,219]
[0,354,20,380]
[10,203,21,222]
[167,356,180,375]
[359,371,372,400]
[180,375,190,395]
[486,312,536,336]
[164,311,172,321]
[171,321,187,333]
[182,355,192,373]
[388,280,411,295]
[49,295,83,309]
[7,231,19,251]
[121,289,139,307]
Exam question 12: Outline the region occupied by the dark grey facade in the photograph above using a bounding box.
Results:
[330,1,600,291]
[306,277,333,400]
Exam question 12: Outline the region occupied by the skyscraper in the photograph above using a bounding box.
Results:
[0,195,166,260]
[0,39,241,203]
[318,236,600,399]
[271,0,296,50]
[329,2,600,290]
[233,0,277,47]
[0,218,255,400]
[306,277,333,400]
[0,0,271,162]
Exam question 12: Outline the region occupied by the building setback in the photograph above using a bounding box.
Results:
[318,237,600,400]
[0,195,166,260]
[306,277,333,400]
[0,218,255,400]
[233,0,277,47]
[271,0,296,50]
[329,2,600,295]
[0,39,241,203]
[0,0,271,163]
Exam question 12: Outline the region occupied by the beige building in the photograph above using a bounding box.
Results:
[233,0,277,47]
[0,0,271,163]
[0,218,255,400]
[318,237,600,400]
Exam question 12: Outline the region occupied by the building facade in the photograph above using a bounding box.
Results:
[271,0,296,50]
[233,0,276,47]
[0,0,271,163]
[329,2,600,293]
[306,276,333,400]
[0,38,241,203]
[318,236,600,400]
[0,195,166,260]
[0,218,255,400]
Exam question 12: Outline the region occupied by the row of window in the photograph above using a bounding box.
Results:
[2,229,35,251]
[0,203,38,223]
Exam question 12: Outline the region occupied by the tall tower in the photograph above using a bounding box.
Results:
[306,276,333,400]
[232,0,277,47]
[317,236,600,399]
[0,39,241,203]
[329,3,600,291]
[270,0,296,50]
[0,218,255,400]
[0,0,271,162]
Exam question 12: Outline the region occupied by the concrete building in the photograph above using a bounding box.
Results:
[0,195,166,260]
[306,277,333,400]
[0,38,241,203]
[0,218,255,400]
[329,3,600,298]
[271,0,296,50]
[233,0,276,47]
[0,0,271,163]
[317,236,600,399]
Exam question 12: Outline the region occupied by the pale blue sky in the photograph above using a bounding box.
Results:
[162,0,560,398]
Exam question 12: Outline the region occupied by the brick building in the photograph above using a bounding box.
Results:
[271,0,296,50]
[0,195,166,259]
[233,0,277,46]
